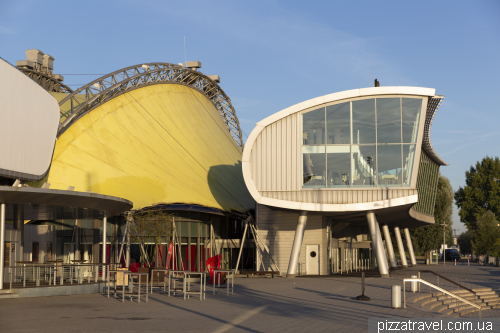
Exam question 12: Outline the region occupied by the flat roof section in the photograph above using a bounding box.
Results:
[0,186,132,218]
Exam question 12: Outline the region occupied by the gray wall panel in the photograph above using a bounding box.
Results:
[256,204,327,275]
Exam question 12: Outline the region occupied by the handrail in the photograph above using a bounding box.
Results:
[419,270,473,293]
[403,278,481,318]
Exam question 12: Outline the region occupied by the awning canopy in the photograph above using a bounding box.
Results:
[0,186,132,219]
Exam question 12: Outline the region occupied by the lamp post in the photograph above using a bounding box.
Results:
[440,224,446,265]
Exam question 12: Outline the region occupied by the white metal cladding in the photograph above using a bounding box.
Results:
[250,113,301,191]
[242,86,440,212]
[0,58,60,181]
[260,188,418,204]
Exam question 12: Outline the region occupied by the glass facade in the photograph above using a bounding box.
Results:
[302,97,423,188]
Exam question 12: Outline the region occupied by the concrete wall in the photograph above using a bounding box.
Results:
[256,204,327,275]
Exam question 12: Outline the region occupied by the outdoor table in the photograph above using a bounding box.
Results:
[183,271,206,300]
[108,269,130,302]
[150,268,169,294]
[167,270,188,297]
[213,269,234,295]
[127,272,149,303]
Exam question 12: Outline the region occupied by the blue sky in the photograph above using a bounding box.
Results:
[1,0,499,232]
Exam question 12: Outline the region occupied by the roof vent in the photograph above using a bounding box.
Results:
[185,61,202,71]
[208,75,220,83]
[374,79,380,87]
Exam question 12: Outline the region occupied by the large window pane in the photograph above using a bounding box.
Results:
[303,146,326,188]
[352,99,376,144]
[377,98,401,143]
[403,144,416,187]
[303,108,325,145]
[377,145,402,187]
[327,146,351,188]
[326,102,350,144]
[402,98,422,143]
[352,145,376,187]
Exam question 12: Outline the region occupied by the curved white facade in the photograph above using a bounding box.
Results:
[0,58,60,180]
[243,86,442,213]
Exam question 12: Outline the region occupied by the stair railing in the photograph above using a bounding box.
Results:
[403,278,481,318]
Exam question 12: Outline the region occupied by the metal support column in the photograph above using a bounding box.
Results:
[404,228,417,267]
[287,211,308,278]
[382,225,397,268]
[235,220,248,274]
[0,203,5,289]
[126,229,131,268]
[102,214,107,277]
[394,227,408,268]
[13,204,24,259]
[75,219,81,260]
[366,212,390,278]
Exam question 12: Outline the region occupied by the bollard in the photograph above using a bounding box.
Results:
[455,259,456,266]
[410,275,417,293]
[356,272,370,301]
[392,285,401,308]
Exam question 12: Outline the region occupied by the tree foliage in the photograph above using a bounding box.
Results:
[132,209,174,263]
[454,156,500,230]
[470,210,500,256]
[457,230,472,255]
[411,175,454,255]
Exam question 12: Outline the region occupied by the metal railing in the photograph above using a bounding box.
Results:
[418,270,473,293]
[403,278,481,318]
[9,263,120,289]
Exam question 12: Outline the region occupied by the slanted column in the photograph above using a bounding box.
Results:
[0,203,5,289]
[287,211,308,278]
[394,227,408,268]
[382,225,397,268]
[404,228,417,267]
[366,212,389,278]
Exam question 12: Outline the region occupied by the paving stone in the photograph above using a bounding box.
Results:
[1,262,499,332]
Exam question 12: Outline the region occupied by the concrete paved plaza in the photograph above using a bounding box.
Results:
[1,262,499,332]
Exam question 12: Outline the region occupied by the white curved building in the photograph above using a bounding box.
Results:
[242,86,447,277]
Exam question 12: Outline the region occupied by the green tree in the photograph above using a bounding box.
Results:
[457,230,472,255]
[454,156,500,230]
[471,210,500,256]
[411,175,454,258]
[132,209,173,266]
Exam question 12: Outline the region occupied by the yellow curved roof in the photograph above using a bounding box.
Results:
[40,84,254,212]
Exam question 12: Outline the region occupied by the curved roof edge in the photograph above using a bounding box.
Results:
[423,96,448,166]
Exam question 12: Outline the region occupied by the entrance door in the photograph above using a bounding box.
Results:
[306,245,320,275]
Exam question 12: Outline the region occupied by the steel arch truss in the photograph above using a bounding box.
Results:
[17,68,73,93]
[57,63,244,150]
